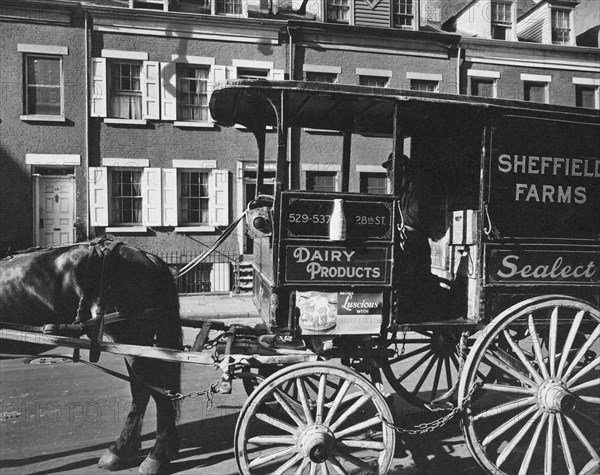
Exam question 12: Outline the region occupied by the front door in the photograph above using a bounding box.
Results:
[36,176,75,246]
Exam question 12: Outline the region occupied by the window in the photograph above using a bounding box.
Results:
[410,80,438,92]
[360,173,388,194]
[327,0,350,23]
[111,169,142,225]
[110,62,142,119]
[524,82,548,103]
[216,0,242,15]
[491,1,512,40]
[359,75,388,88]
[306,171,337,192]
[179,170,209,224]
[392,0,414,29]
[552,9,570,45]
[576,85,598,109]
[237,68,269,79]
[471,78,495,98]
[25,55,62,116]
[306,72,337,83]
[177,64,209,121]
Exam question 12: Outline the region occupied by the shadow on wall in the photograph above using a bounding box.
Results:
[0,144,33,255]
[577,25,600,47]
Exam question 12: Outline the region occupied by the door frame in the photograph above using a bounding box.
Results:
[33,173,76,246]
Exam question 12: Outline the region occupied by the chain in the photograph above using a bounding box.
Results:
[377,382,480,435]
[168,381,220,408]
[399,328,407,358]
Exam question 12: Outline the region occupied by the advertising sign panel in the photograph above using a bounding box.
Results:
[488,117,599,239]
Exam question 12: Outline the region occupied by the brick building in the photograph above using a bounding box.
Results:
[1,0,598,292]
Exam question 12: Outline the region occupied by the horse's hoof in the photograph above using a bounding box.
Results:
[139,455,169,475]
[98,449,126,471]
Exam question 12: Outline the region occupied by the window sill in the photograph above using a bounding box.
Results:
[174,121,216,129]
[104,118,147,125]
[174,226,216,233]
[106,226,148,233]
[304,128,342,135]
[20,115,66,122]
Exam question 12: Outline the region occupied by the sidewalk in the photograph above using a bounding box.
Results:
[178,292,261,322]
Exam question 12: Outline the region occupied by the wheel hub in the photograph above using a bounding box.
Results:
[537,379,576,414]
[298,425,334,463]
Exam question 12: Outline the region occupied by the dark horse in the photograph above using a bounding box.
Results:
[0,238,182,475]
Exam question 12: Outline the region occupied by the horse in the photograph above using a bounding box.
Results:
[0,237,182,475]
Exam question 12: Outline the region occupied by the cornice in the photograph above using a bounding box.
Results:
[0,0,78,25]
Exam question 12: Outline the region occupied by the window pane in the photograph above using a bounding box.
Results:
[360,173,388,194]
[552,9,570,44]
[359,75,388,87]
[216,0,242,14]
[237,68,269,79]
[576,85,597,109]
[306,172,336,192]
[492,1,511,23]
[26,56,61,115]
[524,82,547,103]
[471,79,494,97]
[111,169,142,224]
[392,0,414,28]
[306,72,337,83]
[410,80,437,92]
[327,0,349,22]
[179,171,209,224]
[177,65,210,121]
[110,62,142,119]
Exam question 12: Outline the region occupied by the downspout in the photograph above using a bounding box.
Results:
[286,25,293,80]
[84,9,90,240]
[456,44,462,95]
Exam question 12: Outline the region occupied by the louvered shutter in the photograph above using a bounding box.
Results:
[162,168,178,226]
[90,58,107,117]
[142,61,160,120]
[209,169,229,226]
[142,168,162,226]
[89,167,109,226]
[161,62,177,120]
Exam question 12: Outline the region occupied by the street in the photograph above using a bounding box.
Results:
[1,327,483,475]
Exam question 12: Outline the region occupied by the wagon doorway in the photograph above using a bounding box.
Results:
[33,172,75,246]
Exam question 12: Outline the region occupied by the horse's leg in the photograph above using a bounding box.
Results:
[139,359,181,475]
[98,356,151,471]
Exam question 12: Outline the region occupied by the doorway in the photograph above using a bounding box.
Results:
[34,175,76,246]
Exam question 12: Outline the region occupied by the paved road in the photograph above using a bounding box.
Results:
[1,325,484,475]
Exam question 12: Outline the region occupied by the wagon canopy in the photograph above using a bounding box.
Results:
[209,79,599,135]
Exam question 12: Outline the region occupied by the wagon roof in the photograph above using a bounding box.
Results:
[210,79,600,136]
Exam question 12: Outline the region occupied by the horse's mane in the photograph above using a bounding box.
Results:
[1,242,83,261]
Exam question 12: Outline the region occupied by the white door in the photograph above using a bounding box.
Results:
[37,176,75,246]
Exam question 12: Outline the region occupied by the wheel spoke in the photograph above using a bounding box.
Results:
[248,435,295,445]
[334,416,381,439]
[255,412,299,434]
[445,356,453,390]
[556,309,585,378]
[397,350,435,383]
[528,314,551,380]
[412,352,439,394]
[484,352,537,388]
[328,455,349,475]
[309,461,317,475]
[316,374,327,424]
[545,413,554,475]
[474,396,536,421]
[274,388,306,428]
[567,356,600,387]
[319,462,330,475]
[569,377,600,393]
[431,357,444,400]
[294,457,310,475]
[329,394,370,432]
[579,396,600,404]
[332,442,377,473]
[562,324,600,383]
[481,383,536,395]
[482,404,538,447]
[519,412,548,475]
[248,445,298,469]
[563,413,600,463]
[496,408,541,467]
[549,306,558,378]
[388,345,431,365]
[503,328,544,384]
[556,414,576,475]
[339,439,386,450]
[297,378,315,425]
[273,453,303,475]
[324,380,352,426]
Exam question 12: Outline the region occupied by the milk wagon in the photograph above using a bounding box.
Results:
[2,80,598,475]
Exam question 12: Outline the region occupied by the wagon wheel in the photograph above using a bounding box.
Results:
[235,361,396,474]
[458,295,600,475]
[381,326,479,409]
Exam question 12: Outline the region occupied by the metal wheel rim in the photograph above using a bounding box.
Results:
[234,361,396,475]
[459,295,600,475]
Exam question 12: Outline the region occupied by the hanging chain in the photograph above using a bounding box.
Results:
[377,381,480,435]
[168,381,220,408]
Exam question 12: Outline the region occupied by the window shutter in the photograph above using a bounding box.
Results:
[90,58,107,117]
[89,167,109,226]
[269,69,285,80]
[209,169,229,226]
[142,167,162,226]
[226,66,236,80]
[209,65,227,121]
[142,61,160,120]
[161,62,177,120]
[162,168,178,226]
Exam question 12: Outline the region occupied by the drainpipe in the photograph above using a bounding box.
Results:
[456,45,462,95]
[286,25,293,80]
[85,9,90,240]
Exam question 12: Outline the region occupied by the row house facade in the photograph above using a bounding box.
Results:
[1,0,598,292]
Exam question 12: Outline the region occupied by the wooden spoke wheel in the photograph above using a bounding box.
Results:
[234,362,396,475]
[459,295,600,475]
[381,326,475,409]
